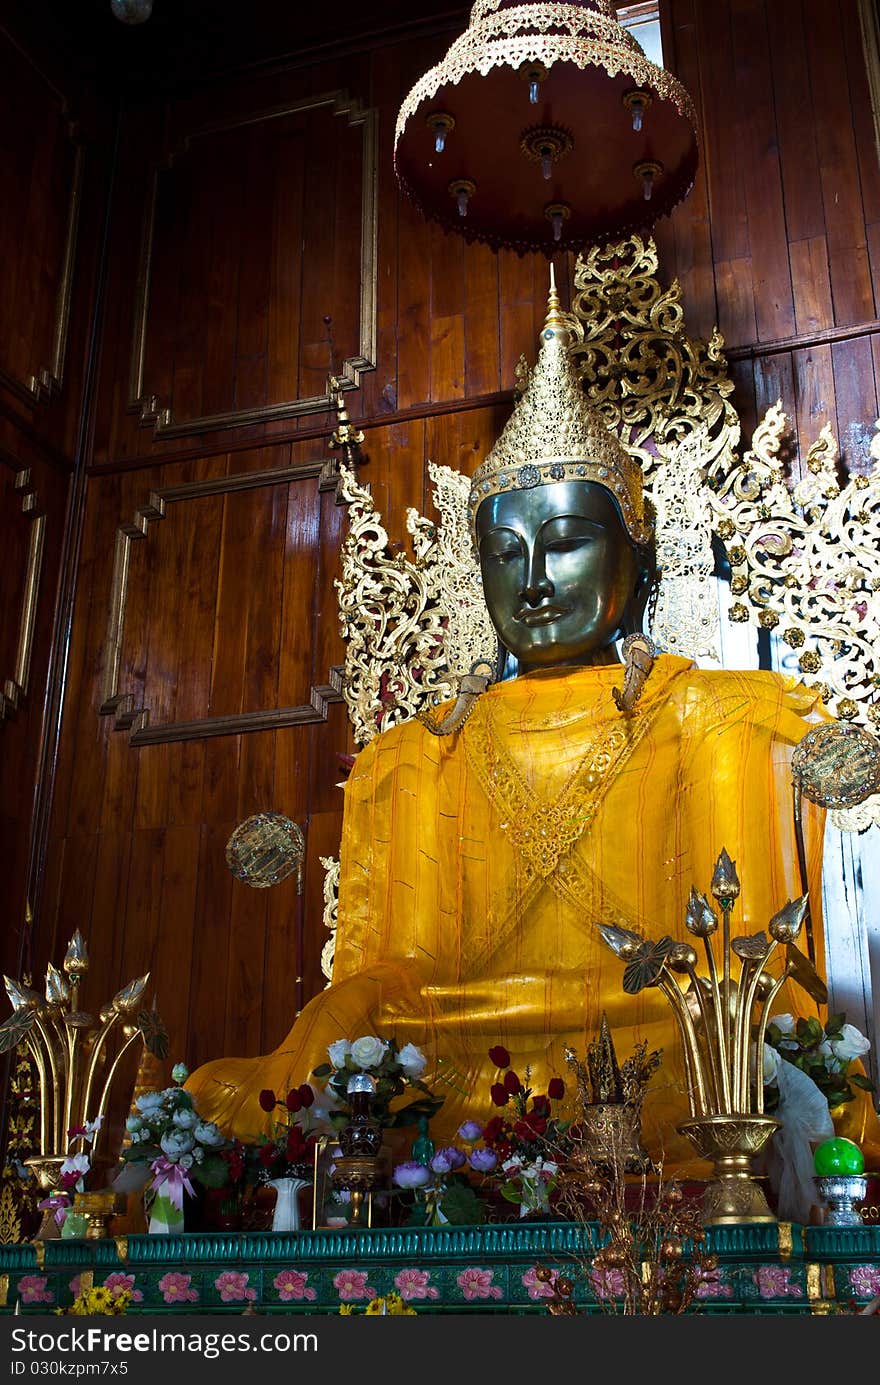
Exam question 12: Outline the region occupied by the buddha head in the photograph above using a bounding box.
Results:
[468,273,654,673]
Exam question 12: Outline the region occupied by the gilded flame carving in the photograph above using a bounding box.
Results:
[336,461,497,746]
[319,856,340,984]
[709,405,880,829]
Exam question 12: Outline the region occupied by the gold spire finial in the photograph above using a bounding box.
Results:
[544,263,567,338]
[468,276,651,545]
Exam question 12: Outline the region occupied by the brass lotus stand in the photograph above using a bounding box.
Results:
[599,848,827,1225]
[0,931,167,1238]
[331,1156,384,1227]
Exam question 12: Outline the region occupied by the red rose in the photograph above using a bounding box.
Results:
[258,1088,277,1112]
[286,1127,307,1162]
[488,1045,511,1068]
[483,1116,506,1143]
[514,1119,536,1142]
[285,1089,303,1113]
[525,1112,547,1135]
[490,1082,508,1107]
[298,1083,315,1108]
[258,1143,276,1167]
[531,1094,550,1118]
[547,1077,565,1101]
[503,1069,521,1096]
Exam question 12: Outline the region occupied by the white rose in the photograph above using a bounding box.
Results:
[761,1043,780,1083]
[125,1116,142,1134]
[328,1039,352,1068]
[350,1035,388,1070]
[829,1023,871,1064]
[817,1038,840,1072]
[160,1129,194,1159]
[194,1121,225,1148]
[172,1108,198,1129]
[770,1013,796,1034]
[397,1043,427,1079]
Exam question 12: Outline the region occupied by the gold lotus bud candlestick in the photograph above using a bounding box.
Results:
[599,848,827,1225]
[0,931,168,1237]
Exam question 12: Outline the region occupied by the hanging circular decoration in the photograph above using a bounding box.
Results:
[791,723,880,809]
[394,0,699,255]
[225,813,305,889]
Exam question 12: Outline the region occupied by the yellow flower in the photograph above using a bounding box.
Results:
[338,1305,355,1315]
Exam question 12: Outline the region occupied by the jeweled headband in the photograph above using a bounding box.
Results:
[468,271,652,547]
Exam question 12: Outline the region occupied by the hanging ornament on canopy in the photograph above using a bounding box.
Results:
[394,0,699,255]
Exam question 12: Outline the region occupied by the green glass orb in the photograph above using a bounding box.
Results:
[813,1137,864,1177]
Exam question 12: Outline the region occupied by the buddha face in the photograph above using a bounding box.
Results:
[475,479,644,670]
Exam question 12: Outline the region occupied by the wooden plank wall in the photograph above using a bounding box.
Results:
[0,23,107,982]
[14,1,880,1100]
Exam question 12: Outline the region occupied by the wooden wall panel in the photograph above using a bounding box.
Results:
[0,446,67,978]
[0,29,81,410]
[26,0,880,1093]
[0,11,110,1011]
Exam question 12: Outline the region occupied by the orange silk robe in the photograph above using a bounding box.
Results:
[188,656,877,1170]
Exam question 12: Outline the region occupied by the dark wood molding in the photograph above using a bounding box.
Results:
[100,460,346,744]
[0,29,85,410]
[0,467,46,723]
[726,319,880,363]
[87,389,517,478]
[128,91,378,439]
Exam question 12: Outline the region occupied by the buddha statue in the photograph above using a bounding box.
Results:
[188,280,879,1170]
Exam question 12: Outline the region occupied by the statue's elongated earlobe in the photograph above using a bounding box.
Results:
[418,661,495,737]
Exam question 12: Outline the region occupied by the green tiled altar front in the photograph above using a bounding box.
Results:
[2,1224,879,1314]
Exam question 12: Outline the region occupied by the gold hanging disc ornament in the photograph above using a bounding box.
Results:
[225,813,305,889]
[394,0,699,254]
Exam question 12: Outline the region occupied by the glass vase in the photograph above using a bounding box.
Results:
[147,1189,185,1234]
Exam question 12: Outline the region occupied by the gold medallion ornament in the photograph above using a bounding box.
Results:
[791,723,880,810]
[225,813,305,889]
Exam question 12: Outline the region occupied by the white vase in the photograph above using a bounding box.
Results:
[268,1176,310,1233]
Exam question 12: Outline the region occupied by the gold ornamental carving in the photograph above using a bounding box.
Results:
[335,460,497,746]
[318,856,340,984]
[709,405,880,828]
